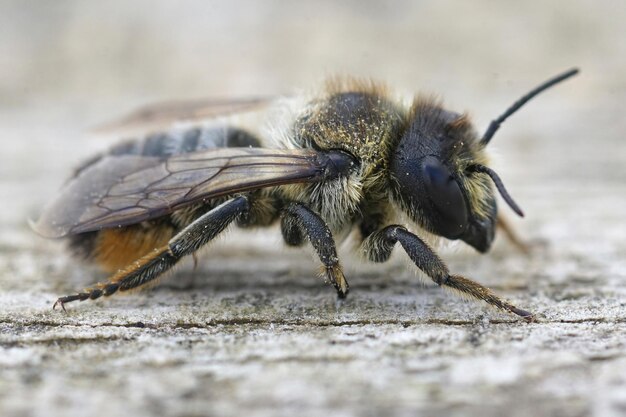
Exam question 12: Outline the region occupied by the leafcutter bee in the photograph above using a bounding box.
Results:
[35,69,579,320]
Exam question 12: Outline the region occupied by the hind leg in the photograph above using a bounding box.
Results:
[54,196,249,310]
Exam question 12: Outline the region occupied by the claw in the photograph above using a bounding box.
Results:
[53,298,67,312]
[52,293,89,312]
[326,265,349,299]
[512,306,536,322]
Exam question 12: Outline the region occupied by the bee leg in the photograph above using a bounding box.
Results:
[53,196,249,310]
[362,225,534,321]
[281,203,349,298]
[496,215,532,255]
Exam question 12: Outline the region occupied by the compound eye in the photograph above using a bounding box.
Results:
[422,156,469,238]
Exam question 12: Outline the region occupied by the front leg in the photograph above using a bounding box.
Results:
[362,225,533,320]
[281,203,349,298]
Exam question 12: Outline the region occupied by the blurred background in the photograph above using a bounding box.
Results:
[1,0,625,229]
[1,0,624,223]
[1,2,625,417]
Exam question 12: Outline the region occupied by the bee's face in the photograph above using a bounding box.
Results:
[390,98,497,252]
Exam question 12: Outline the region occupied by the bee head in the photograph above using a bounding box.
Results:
[390,98,514,252]
[389,68,579,252]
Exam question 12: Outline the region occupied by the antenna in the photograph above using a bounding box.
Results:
[481,68,579,145]
[468,164,524,217]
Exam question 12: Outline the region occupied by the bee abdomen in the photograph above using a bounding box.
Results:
[112,126,261,157]
[73,126,261,179]
[67,125,263,269]
[69,221,176,273]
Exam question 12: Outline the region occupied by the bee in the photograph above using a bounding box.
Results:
[34,68,579,320]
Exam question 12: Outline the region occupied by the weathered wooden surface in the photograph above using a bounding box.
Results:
[1,2,625,417]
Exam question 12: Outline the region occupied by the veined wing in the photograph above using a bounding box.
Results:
[35,147,347,238]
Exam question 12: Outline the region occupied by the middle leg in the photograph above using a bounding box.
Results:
[281,203,349,298]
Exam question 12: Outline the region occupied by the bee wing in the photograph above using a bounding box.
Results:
[92,96,277,135]
[35,147,331,238]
